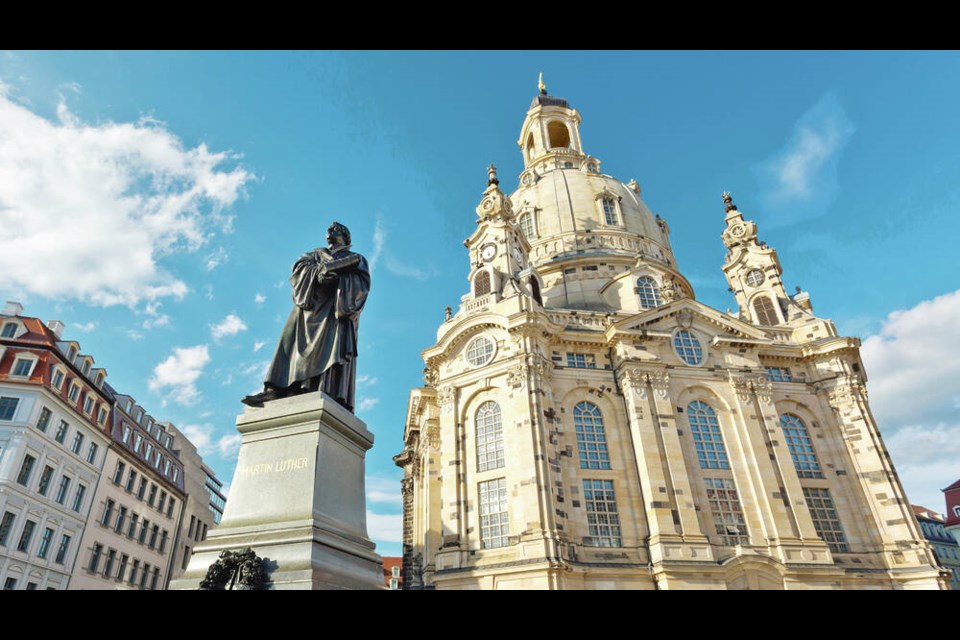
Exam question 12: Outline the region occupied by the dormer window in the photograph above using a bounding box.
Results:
[51,366,65,389]
[68,383,81,403]
[636,276,663,309]
[602,199,618,225]
[66,346,77,362]
[595,191,623,227]
[82,396,94,415]
[81,360,91,377]
[12,357,35,377]
[95,371,104,387]
[1,322,17,338]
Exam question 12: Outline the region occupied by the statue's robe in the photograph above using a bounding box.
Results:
[264,245,370,411]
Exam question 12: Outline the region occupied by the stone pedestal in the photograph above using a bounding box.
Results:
[170,391,383,590]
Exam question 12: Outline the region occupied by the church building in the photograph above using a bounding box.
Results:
[394,81,945,589]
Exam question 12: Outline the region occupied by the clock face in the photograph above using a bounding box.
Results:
[481,244,497,261]
[730,224,746,237]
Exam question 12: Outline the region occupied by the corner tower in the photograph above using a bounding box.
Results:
[395,80,945,591]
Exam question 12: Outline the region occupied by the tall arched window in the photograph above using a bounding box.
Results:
[752,296,779,325]
[474,270,491,296]
[547,121,570,149]
[780,413,823,478]
[687,401,729,469]
[574,401,610,470]
[526,133,535,161]
[476,401,504,472]
[518,212,536,239]
[637,276,662,309]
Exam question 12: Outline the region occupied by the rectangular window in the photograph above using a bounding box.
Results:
[55,534,71,564]
[126,469,137,492]
[113,462,126,485]
[103,549,116,577]
[478,478,509,549]
[97,407,107,424]
[389,578,399,589]
[602,198,618,225]
[565,353,597,369]
[83,396,94,415]
[149,524,159,549]
[37,465,55,496]
[583,479,622,547]
[17,519,36,552]
[36,407,52,432]
[17,454,36,486]
[55,476,71,505]
[55,420,69,444]
[117,554,129,582]
[133,433,143,453]
[0,396,20,421]
[158,490,167,513]
[188,515,196,539]
[137,478,147,500]
[71,484,87,512]
[128,513,139,539]
[163,459,171,477]
[391,566,400,578]
[182,545,192,571]
[122,424,131,444]
[1,322,16,338]
[150,567,159,590]
[145,443,153,461]
[172,468,180,483]
[704,478,748,546]
[139,563,150,589]
[86,443,98,464]
[201,524,208,541]
[3,577,16,590]
[101,499,115,527]
[68,384,80,403]
[26,582,37,590]
[129,560,140,586]
[765,367,792,382]
[12,359,32,377]
[71,432,84,454]
[89,543,103,573]
[37,527,54,559]
[148,484,157,507]
[167,498,175,518]
[115,506,127,534]
[0,511,16,547]
[803,487,849,553]
[139,519,149,544]
[159,529,168,554]
[51,369,64,389]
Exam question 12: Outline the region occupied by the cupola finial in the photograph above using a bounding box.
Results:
[538,72,547,96]
[487,164,499,187]
[722,191,737,213]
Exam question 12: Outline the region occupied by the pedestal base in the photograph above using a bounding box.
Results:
[170,391,383,590]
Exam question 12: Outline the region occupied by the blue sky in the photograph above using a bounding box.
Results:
[2,51,959,555]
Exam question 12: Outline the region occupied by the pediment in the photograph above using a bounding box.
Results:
[611,298,769,342]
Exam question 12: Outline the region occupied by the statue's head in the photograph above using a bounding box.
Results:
[327,221,351,248]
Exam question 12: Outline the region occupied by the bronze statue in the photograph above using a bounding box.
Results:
[242,221,370,412]
[199,547,266,590]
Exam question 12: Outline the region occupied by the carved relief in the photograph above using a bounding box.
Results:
[506,363,526,389]
[437,384,456,415]
[425,423,441,450]
[423,366,439,388]
[730,373,773,404]
[623,368,670,400]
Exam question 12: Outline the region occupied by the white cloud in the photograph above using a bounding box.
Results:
[761,94,855,200]
[861,289,960,511]
[203,284,214,301]
[369,214,439,280]
[205,247,229,271]
[211,313,247,340]
[357,397,380,412]
[74,321,96,332]
[180,423,242,460]
[366,511,403,544]
[125,329,144,340]
[141,300,171,329]
[241,360,269,377]
[254,293,266,306]
[357,374,377,386]
[253,340,266,352]
[148,344,210,405]
[366,474,401,506]
[0,87,253,306]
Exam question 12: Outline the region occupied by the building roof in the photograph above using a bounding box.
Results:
[912,505,945,522]
[943,478,960,492]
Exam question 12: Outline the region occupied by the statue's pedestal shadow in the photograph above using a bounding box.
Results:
[170,391,383,590]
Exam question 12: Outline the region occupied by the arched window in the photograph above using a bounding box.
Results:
[687,401,729,469]
[547,121,570,149]
[476,401,504,472]
[574,401,610,470]
[474,270,491,296]
[753,296,779,325]
[529,276,543,306]
[674,330,704,365]
[779,413,823,479]
[637,276,662,309]
[466,336,495,367]
[518,212,536,239]
[526,133,535,162]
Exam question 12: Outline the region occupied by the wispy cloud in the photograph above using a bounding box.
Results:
[366,511,403,544]
[180,423,242,459]
[254,293,266,306]
[357,374,377,386]
[73,321,96,332]
[125,329,144,340]
[861,289,960,510]
[253,340,266,352]
[366,473,401,506]
[205,247,229,271]
[357,397,380,412]
[369,214,439,280]
[148,345,210,406]
[211,313,247,340]
[0,85,253,306]
[755,93,854,226]
[142,301,171,330]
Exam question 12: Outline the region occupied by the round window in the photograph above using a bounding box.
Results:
[674,330,704,366]
[745,269,765,287]
[466,335,496,366]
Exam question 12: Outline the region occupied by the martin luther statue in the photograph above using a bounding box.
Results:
[242,221,370,412]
